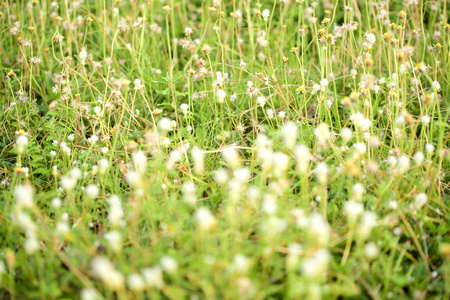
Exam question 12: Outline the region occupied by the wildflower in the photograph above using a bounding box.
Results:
[85,184,99,199]
[79,48,88,65]
[184,26,193,36]
[214,168,229,185]
[158,118,172,132]
[216,89,226,103]
[191,147,204,175]
[109,196,123,228]
[128,274,145,292]
[414,152,424,166]
[281,122,298,149]
[344,201,364,222]
[262,9,270,22]
[359,212,377,239]
[195,207,217,231]
[104,231,122,253]
[364,33,376,49]
[432,81,441,91]
[415,193,428,208]
[294,145,311,174]
[222,146,240,169]
[314,123,330,148]
[296,85,305,94]
[257,96,266,107]
[341,128,352,143]
[319,78,329,90]
[232,254,251,274]
[134,79,144,92]
[364,242,380,259]
[160,256,178,274]
[301,249,330,278]
[182,181,197,206]
[142,267,164,289]
[80,288,101,300]
[91,257,125,290]
[117,19,130,32]
[16,135,29,154]
[425,143,435,155]
[276,111,285,119]
[352,183,365,201]
[315,162,329,185]
[14,184,34,209]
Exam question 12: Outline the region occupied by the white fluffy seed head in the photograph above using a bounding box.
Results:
[14,184,34,209]
[281,122,298,149]
[133,150,147,174]
[85,184,99,199]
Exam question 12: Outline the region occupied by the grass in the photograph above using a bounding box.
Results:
[0,0,449,299]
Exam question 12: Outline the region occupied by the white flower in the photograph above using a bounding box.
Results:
[142,267,165,289]
[85,184,99,199]
[257,96,266,107]
[352,183,365,201]
[182,181,197,206]
[315,162,329,185]
[364,242,379,259]
[232,254,251,274]
[301,249,330,278]
[281,122,298,149]
[16,135,29,154]
[216,89,226,103]
[80,288,101,300]
[353,142,367,156]
[14,184,34,209]
[358,212,377,239]
[191,146,204,175]
[421,115,430,126]
[91,257,124,290]
[128,274,146,291]
[262,9,270,21]
[314,123,330,147]
[79,48,88,65]
[397,155,410,174]
[160,256,178,274]
[109,195,123,227]
[294,145,311,174]
[414,152,424,166]
[158,118,172,132]
[320,78,329,90]
[98,158,109,175]
[344,201,364,222]
[180,103,189,115]
[425,143,435,155]
[133,150,147,174]
[214,168,229,184]
[61,176,77,192]
[432,81,441,91]
[104,231,122,253]
[341,128,353,143]
[222,146,240,169]
[415,193,428,208]
[311,84,321,94]
[195,207,217,231]
[184,26,193,36]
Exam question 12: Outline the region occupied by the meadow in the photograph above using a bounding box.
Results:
[0,0,449,299]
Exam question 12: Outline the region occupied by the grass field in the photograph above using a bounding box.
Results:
[0,0,449,299]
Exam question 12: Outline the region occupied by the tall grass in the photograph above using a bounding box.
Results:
[0,0,449,299]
